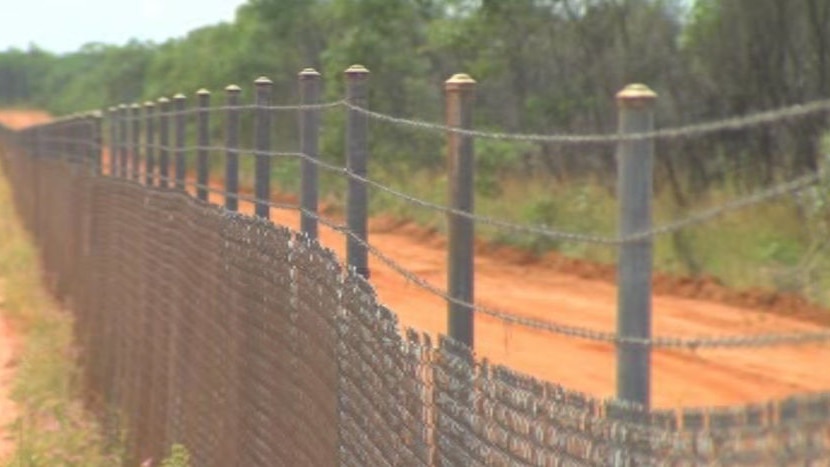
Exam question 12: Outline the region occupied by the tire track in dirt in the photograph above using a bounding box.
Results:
[3,109,830,410]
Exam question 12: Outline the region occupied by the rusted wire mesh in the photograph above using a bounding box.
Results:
[0,128,829,466]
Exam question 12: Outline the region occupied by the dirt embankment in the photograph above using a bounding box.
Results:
[2,108,830,410]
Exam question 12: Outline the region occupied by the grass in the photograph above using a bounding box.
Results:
[0,153,118,466]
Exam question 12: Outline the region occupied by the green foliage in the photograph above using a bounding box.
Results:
[474,139,531,198]
[160,444,192,467]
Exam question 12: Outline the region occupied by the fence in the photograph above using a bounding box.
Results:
[0,65,830,465]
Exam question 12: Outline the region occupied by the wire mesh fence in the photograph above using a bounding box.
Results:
[2,66,830,464]
[1,117,829,465]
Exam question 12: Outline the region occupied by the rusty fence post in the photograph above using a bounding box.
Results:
[131,104,141,181]
[145,102,156,186]
[615,84,657,409]
[345,64,370,278]
[254,77,273,219]
[225,85,241,212]
[196,89,211,202]
[445,73,477,349]
[158,97,171,188]
[299,68,322,240]
[108,107,118,176]
[174,94,187,191]
[91,111,103,175]
[119,104,128,178]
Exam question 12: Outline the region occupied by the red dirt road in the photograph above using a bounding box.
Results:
[2,109,830,410]
[277,212,830,409]
[0,109,51,130]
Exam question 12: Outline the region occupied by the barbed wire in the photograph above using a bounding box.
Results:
[9,139,830,349]
[27,135,829,245]
[296,151,621,245]
[622,172,823,242]
[114,100,346,120]
[16,91,830,148]
[342,98,830,144]
[113,166,305,214]
[140,143,305,159]
[308,195,830,349]
[92,156,830,349]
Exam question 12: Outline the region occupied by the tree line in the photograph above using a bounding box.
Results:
[1,0,829,192]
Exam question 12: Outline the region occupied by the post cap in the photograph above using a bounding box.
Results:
[173,93,186,100]
[445,73,476,92]
[118,103,128,109]
[345,64,370,77]
[299,68,321,79]
[254,76,273,86]
[157,97,170,104]
[616,84,657,107]
[144,101,156,107]
[225,84,241,93]
[196,88,210,96]
[108,106,117,112]
[131,103,141,110]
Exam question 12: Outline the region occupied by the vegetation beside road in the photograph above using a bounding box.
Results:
[0,148,117,466]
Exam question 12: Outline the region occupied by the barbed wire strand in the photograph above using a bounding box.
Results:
[116,100,346,120]
[342,98,830,143]
[21,139,830,348]
[31,137,829,245]
[314,197,830,349]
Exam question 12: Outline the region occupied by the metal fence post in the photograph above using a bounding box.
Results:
[145,102,156,186]
[615,83,657,409]
[72,117,81,163]
[131,104,141,181]
[158,97,171,188]
[345,64,370,278]
[63,118,73,164]
[254,77,273,219]
[108,107,118,176]
[174,94,187,191]
[445,73,477,349]
[66,118,75,162]
[196,89,211,202]
[225,85,241,212]
[299,68,321,240]
[91,111,103,176]
[119,104,128,178]
[60,118,69,163]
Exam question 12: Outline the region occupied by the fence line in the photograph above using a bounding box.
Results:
[25,133,829,247]
[31,91,830,143]
[1,64,830,464]
[25,133,830,350]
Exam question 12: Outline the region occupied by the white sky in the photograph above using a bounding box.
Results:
[0,0,249,53]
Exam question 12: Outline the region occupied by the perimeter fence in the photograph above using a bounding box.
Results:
[0,65,829,465]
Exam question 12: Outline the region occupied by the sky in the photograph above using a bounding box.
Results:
[0,0,249,54]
